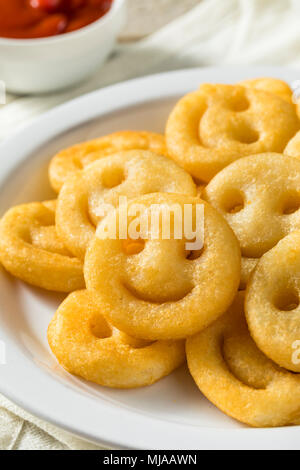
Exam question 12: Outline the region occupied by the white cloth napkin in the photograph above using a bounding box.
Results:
[1,0,300,450]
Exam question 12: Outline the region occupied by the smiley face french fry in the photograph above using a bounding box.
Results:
[166,84,299,182]
[56,150,196,259]
[48,290,185,388]
[246,230,300,373]
[187,293,300,428]
[49,131,168,193]
[0,200,84,292]
[203,153,300,287]
[84,193,241,340]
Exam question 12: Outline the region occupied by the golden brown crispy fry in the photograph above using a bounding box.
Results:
[48,290,185,388]
[187,292,300,428]
[0,201,84,292]
[166,84,299,182]
[246,230,300,373]
[85,193,240,340]
[57,150,196,259]
[49,131,168,192]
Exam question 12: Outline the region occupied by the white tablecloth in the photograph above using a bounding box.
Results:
[0,0,300,450]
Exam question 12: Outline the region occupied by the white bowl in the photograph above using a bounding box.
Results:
[0,0,126,95]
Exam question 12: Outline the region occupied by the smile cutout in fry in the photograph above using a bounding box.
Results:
[56,150,197,260]
[246,230,300,373]
[49,131,168,193]
[0,201,84,292]
[203,153,300,287]
[166,84,299,183]
[186,292,300,428]
[84,193,241,340]
[48,290,185,389]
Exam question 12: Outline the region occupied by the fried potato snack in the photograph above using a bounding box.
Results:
[0,201,84,292]
[186,293,300,428]
[48,290,185,388]
[246,230,300,373]
[49,131,168,192]
[204,153,300,286]
[240,257,257,290]
[239,77,300,123]
[166,84,299,182]
[239,77,293,104]
[85,193,240,340]
[285,130,300,159]
[56,150,196,259]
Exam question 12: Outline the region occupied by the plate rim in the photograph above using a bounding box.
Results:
[0,66,300,450]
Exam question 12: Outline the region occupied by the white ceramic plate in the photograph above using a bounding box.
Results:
[0,67,299,450]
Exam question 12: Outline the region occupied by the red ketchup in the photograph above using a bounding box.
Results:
[0,0,114,39]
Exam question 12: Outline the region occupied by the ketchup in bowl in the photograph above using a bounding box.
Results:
[0,0,114,39]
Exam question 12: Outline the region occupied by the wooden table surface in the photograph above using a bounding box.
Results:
[120,0,200,41]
